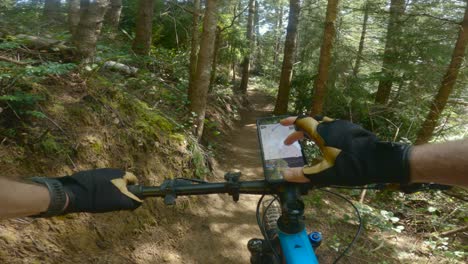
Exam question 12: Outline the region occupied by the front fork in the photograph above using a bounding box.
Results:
[248,184,322,264]
[248,236,281,264]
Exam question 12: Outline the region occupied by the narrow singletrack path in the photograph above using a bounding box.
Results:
[188,88,276,263]
[132,88,277,264]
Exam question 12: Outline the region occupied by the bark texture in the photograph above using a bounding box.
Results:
[415,3,468,144]
[210,27,222,89]
[189,0,218,139]
[273,0,300,115]
[353,1,369,77]
[132,0,155,55]
[43,0,61,20]
[253,0,261,72]
[273,5,284,66]
[105,0,123,29]
[68,0,81,35]
[374,0,405,104]
[72,0,109,61]
[310,0,339,116]
[188,0,201,100]
[238,0,255,94]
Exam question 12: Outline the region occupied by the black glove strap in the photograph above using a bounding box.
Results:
[375,142,412,184]
[29,177,68,217]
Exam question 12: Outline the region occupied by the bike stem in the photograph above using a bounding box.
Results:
[277,184,306,234]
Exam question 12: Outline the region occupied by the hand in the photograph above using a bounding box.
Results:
[58,168,143,213]
[280,116,411,186]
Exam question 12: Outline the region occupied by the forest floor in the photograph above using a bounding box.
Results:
[0,80,465,264]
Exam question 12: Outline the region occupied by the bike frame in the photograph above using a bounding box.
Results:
[278,229,319,264]
[128,172,320,264]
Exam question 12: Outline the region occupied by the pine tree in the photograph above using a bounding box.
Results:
[189,0,218,139]
[416,1,468,144]
[132,0,155,55]
[273,0,300,115]
[310,0,339,116]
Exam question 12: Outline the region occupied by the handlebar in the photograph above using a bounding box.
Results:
[127,172,278,205]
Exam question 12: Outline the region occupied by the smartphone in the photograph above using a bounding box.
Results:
[256,116,306,183]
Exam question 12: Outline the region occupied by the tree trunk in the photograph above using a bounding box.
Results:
[254,0,260,47]
[310,0,339,116]
[68,0,80,35]
[209,27,222,90]
[72,0,109,61]
[273,0,300,115]
[238,0,255,94]
[415,2,468,144]
[105,0,122,30]
[253,0,261,72]
[374,0,405,105]
[132,0,155,55]
[189,0,218,139]
[353,1,369,77]
[231,45,237,83]
[43,0,61,21]
[230,4,238,84]
[273,4,284,66]
[188,0,201,100]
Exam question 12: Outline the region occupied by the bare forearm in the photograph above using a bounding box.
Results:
[0,177,50,218]
[410,139,468,186]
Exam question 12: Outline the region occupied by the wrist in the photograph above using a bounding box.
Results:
[29,177,68,217]
[374,142,412,184]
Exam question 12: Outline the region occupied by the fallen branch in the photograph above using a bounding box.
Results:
[442,190,468,202]
[16,34,62,49]
[0,55,27,65]
[103,61,138,75]
[440,225,468,237]
[15,34,73,55]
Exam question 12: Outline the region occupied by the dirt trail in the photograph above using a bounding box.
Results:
[131,88,276,264]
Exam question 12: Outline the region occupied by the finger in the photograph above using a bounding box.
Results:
[322,116,335,122]
[280,116,297,126]
[282,168,310,183]
[284,131,304,145]
[294,117,321,143]
[111,178,143,203]
[123,172,139,185]
[303,159,334,175]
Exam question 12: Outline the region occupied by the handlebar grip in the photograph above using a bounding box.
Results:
[127,185,145,199]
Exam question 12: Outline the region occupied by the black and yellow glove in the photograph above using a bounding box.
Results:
[31,168,142,217]
[284,116,412,186]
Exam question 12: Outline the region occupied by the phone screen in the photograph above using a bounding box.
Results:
[257,119,305,182]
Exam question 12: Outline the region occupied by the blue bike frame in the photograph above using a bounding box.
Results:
[278,229,319,264]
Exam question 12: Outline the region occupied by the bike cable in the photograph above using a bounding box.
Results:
[319,189,363,264]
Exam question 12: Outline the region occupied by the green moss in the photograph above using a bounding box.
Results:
[169,133,186,142]
[67,105,87,118]
[91,140,104,154]
[114,91,175,138]
[48,102,65,115]
[39,133,71,156]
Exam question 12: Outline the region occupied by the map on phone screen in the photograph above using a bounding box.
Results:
[259,123,305,180]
